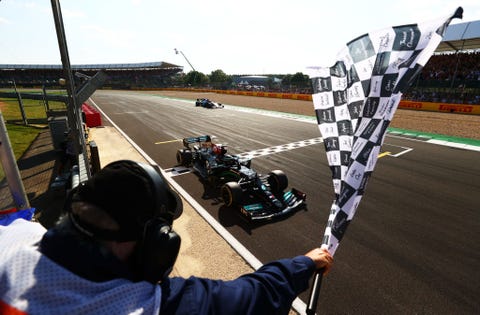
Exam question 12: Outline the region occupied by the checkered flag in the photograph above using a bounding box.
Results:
[308,7,462,256]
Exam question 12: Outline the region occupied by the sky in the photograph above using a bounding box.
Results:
[0,0,479,75]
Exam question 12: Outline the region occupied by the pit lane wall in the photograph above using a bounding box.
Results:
[149,88,480,115]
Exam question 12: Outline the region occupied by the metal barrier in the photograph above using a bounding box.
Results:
[70,139,102,189]
[70,165,79,189]
[71,153,89,189]
[89,141,101,175]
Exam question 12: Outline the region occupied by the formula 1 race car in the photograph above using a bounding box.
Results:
[176,135,306,221]
[195,98,224,109]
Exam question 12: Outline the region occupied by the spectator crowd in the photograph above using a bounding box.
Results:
[403,51,480,105]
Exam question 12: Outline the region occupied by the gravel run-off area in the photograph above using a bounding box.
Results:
[146,90,480,140]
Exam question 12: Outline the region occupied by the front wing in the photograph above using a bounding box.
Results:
[238,188,306,221]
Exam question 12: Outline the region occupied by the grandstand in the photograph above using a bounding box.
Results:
[0,61,183,89]
[403,20,480,105]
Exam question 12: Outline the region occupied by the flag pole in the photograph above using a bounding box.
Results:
[306,202,335,314]
[306,268,325,315]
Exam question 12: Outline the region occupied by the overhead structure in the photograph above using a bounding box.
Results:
[435,20,480,52]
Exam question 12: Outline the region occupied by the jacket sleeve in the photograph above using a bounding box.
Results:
[160,255,316,315]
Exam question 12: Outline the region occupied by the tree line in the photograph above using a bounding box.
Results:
[171,69,311,91]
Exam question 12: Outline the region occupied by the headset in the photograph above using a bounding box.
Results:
[135,162,181,283]
[65,160,182,284]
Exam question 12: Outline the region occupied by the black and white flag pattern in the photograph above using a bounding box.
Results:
[308,8,462,255]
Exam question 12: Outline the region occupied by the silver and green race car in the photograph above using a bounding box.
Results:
[176,135,306,221]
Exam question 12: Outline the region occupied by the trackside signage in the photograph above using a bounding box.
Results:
[399,100,480,114]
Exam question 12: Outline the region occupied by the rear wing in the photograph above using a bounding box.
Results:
[182,135,212,147]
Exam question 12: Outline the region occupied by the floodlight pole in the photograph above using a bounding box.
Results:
[174,48,196,72]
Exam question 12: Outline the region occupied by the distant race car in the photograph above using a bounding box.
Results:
[195,98,224,109]
[176,135,306,221]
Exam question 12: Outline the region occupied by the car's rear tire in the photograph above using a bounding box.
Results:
[221,182,243,207]
[176,149,192,166]
[268,170,288,193]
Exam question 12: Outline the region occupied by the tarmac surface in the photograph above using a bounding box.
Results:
[0,124,300,314]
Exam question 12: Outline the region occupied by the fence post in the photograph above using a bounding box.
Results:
[0,111,30,210]
[11,79,28,125]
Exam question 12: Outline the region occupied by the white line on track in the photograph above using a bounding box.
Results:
[237,137,324,159]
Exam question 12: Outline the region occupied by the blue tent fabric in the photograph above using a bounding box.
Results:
[0,208,35,226]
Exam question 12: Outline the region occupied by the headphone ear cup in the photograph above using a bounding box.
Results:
[63,186,78,214]
[138,222,181,283]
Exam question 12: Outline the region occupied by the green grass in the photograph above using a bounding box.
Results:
[0,89,66,178]
[0,124,43,179]
[1,97,66,124]
[4,124,42,158]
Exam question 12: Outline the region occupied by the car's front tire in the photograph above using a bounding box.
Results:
[221,182,243,207]
[268,170,288,193]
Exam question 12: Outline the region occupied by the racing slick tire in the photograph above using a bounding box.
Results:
[221,182,243,207]
[268,170,288,193]
[176,149,192,166]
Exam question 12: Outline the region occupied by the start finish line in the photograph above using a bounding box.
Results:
[164,137,407,178]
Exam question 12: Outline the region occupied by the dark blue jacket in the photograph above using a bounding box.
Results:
[160,256,315,314]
